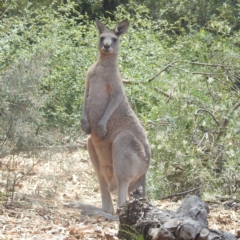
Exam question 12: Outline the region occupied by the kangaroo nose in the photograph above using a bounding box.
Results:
[104,45,110,50]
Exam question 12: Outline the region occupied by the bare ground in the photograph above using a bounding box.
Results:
[0,148,239,240]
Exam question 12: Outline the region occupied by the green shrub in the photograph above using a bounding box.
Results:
[0,1,239,201]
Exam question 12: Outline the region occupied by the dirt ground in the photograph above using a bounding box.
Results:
[0,148,239,240]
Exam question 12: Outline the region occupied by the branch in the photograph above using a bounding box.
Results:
[216,102,240,141]
[160,187,200,200]
[0,5,11,20]
[147,60,178,82]
[122,79,144,85]
[1,120,14,148]
[153,86,171,98]
[195,109,220,127]
[192,72,224,75]
[231,102,240,112]
[184,61,233,68]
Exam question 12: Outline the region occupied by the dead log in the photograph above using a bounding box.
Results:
[118,195,237,240]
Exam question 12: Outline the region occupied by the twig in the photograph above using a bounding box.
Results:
[7,158,41,200]
[191,109,219,145]
[196,133,207,148]
[153,86,171,98]
[232,102,240,112]
[160,187,200,200]
[1,120,13,148]
[216,102,240,141]
[195,109,220,127]
[0,5,11,20]
[192,72,224,75]
[228,72,240,91]
[184,61,234,68]
[122,79,144,85]
[147,60,178,82]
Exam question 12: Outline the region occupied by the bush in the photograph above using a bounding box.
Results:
[0,1,239,201]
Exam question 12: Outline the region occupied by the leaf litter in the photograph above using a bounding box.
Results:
[0,149,239,239]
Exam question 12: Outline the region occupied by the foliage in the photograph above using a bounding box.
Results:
[2,0,239,35]
[0,0,128,20]
[0,1,239,201]
[135,0,240,35]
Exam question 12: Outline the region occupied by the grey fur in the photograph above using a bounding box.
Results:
[81,20,151,214]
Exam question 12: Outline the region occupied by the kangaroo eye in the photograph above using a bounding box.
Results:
[100,37,105,42]
[112,38,117,43]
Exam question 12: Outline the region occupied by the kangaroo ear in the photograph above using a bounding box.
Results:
[96,20,107,34]
[113,20,129,36]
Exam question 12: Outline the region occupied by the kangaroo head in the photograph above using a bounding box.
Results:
[96,20,129,54]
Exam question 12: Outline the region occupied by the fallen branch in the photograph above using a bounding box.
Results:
[118,195,237,240]
[160,187,200,200]
[147,60,178,82]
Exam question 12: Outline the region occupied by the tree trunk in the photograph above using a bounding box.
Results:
[118,195,237,240]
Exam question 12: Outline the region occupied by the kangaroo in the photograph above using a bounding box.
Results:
[81,20,151,214]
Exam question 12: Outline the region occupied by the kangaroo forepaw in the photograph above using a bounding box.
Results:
[81,119,91,134]
[84,126,91,135]
[97,123,107,139]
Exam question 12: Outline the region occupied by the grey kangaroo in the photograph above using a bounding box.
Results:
[81,20,151,214]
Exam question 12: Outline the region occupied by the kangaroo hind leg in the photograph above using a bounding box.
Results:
[87,136,114,214]
[112,132,149,207]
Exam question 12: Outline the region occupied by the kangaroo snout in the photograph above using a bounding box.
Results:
[103,44,111,51]
[100,41,112,53]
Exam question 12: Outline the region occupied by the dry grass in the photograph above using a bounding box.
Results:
[0,149,239,239]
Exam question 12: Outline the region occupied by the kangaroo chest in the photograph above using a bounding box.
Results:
[87,69,116,124]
